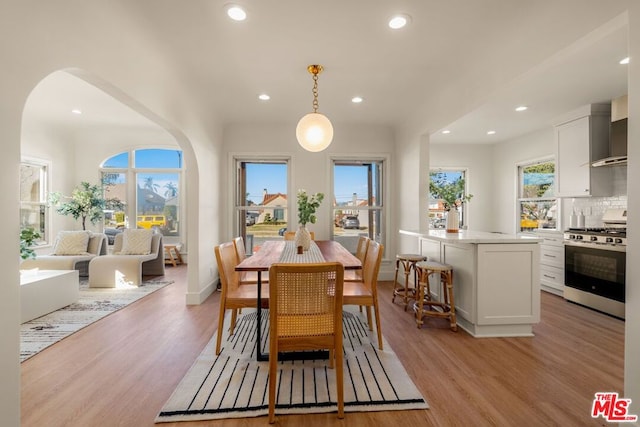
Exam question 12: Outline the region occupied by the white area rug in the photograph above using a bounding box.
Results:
[156,308,428,423]
[20,279,173,362]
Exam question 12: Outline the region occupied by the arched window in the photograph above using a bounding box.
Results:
[101,149,183,245]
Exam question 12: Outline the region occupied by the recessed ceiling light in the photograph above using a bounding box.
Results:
[487,130,496,135]
[442,130,451,134]
[71,109,82,115]
[515,106,528,112]
[620,57,630,65]
[388,14,410,30]
[351,96,363,103]
[226,4,247,21]
[258,94,270,101]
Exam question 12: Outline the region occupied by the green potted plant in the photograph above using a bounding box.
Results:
[295,189,324,250]
[20,227,41,260]
[429,172,473,232]
[50,181,123,230]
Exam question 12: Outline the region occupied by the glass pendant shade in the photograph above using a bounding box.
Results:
[296,112,334,152]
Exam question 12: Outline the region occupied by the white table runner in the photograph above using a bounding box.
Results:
[278,241,326,263]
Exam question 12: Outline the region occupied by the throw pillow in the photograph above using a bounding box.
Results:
[53,231,91,255]
[118,229,153,255]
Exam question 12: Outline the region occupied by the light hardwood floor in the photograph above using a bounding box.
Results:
[21,265,624,426]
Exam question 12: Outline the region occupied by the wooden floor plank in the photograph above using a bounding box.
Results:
[21,266,624,426]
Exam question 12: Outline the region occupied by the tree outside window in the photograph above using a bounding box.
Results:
[428,169,470,229]
[518,160,557,231]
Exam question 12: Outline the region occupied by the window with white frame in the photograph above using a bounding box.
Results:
[428,169,470,229]
[517,159,557,232]
[101,148,183,243]
[331,159,385,255]
[235,158,289,255]
[20,159,49,245]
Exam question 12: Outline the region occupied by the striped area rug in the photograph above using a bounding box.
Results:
[156,308,428,422]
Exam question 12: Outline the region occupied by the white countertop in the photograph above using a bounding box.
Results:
[399,229,542,244]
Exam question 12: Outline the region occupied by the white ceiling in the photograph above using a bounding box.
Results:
[22,1,629,146]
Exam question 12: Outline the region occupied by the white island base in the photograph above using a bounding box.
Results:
[401,230,541,337]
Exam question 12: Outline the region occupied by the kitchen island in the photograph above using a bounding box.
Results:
[400,229,541,337]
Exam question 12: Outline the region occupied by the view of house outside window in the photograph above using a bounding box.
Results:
[101,148,183,244]
[235,159,289,255]
[234,157,386,257]
[518,159,557,232]
[332,159,385,255]
[428,169,469,229]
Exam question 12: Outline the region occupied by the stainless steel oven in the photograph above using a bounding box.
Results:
[563,208,626,319]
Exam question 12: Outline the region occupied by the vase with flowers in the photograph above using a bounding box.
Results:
[295,189,324,250]
[429,172,473,233]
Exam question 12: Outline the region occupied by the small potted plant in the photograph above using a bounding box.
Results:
[295,189,324,250]
[429,172,473,232]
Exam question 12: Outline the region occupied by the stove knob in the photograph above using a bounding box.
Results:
[606,237,614,243]
[616,238,623,244]
[576,235,583,240]
[590,236,598,242]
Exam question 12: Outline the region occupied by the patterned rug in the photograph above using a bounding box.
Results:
[20,279,173,362]
[156,308,428,423]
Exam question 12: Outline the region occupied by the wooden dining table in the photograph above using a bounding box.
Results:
[235,239,362,361]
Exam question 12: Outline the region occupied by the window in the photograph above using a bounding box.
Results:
[20,159,49,245]
[101,148,183,243]
[332,159,385,255]
[518,159,557,232]
[235,159,289,255]
[428,169,469,229]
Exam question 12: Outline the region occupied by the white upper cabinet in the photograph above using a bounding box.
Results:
[555,104,613,197]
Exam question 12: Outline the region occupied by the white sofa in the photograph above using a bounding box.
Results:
[88,232,165,287]
[20,233,108,277]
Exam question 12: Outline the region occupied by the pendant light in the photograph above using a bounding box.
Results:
[296,64,333,152]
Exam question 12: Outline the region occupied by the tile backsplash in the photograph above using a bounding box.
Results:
[562,166,627,228]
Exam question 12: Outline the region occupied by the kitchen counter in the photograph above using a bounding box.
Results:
[400,229,541,338]
[400,229,542,244]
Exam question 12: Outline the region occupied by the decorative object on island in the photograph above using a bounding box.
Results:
[20,227,41,259]
[429,172,473,233]
[295,189,324,251]
[296,64,334,152]
[49,180,124,230]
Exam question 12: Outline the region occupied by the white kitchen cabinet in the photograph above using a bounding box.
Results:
[536,230,564,296]
[555,104,613,197]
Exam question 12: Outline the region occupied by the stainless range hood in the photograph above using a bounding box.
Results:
[592,95,628,167]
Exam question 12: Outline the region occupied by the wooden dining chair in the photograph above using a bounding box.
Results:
[344,235,370,282]
[214,241,268,355]
[268,262,345,423]
[283,231,315,241]
[343,240,384,350]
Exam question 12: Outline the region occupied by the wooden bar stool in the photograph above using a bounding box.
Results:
[392,254,427,311]
[414,260,457,331]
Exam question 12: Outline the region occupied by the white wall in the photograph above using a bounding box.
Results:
[394,129,426,257]
[625,2,640,420]
[429,143,496,232]
[1,5,223,423]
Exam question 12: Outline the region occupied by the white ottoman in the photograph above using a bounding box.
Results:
[20,269,80,323]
